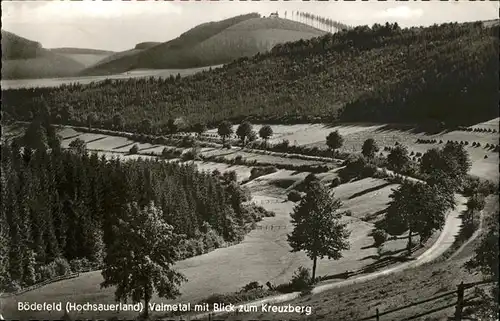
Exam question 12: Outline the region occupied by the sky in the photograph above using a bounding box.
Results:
[2,0,499,52]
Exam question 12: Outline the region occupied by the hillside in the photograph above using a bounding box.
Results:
[49,48,115,68]
[2,21,498,130]
[81,13,326,75]
[1,30,85,79]
[49,47,115,55]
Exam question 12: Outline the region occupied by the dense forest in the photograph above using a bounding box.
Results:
[2,21,498,133]
[0,121,271,291]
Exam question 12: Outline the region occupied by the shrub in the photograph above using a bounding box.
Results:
[249,166,277,180]
[223,143,231,149]
[291,267,313,289]
[129,144,139,154]
[241,281,262,292]
[37,263,56,282]
[69,259,82,272]
[331,177,341,187]
[234,155,244,165]
[54,258,71,276]
[180,135,196,148]
[288,190,302,202]
[274,282,294,293]
[362,163,378,178]
[182,147,200,161]
[372,229,387,246]
[161,147,170,158]
[222,171,238,182]
[4,280,22,293]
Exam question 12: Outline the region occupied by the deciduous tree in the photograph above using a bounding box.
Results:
[465,207,498,320]
[101,202,187,319]
[236,121,253,146]
[194,122,207,137]
[326,130,343,153]
[218,121,233,146]
[288,181,350,281]
[387,145,410,173]
[362,138,379,159]
[384,181,453,255]
[259,125,273,145]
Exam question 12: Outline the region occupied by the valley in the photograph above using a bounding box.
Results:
[2,119,496,320]
[1,4,498,321]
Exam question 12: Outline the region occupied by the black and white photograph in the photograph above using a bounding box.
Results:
[0,1,498,320]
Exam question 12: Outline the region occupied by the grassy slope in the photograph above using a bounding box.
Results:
[1,30,85,79]
[185,17,324,66]
[49,48,115,67]
[81,48,144,75]
[81,15,325,75]
[221,195,498,321]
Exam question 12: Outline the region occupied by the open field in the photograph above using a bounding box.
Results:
[201,147,330,167]
[56,127,333,169]
[205,121,499,180]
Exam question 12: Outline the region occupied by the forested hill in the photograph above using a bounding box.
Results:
[80,13,326,75]
[1,30,86,79]
[2,21,498,132]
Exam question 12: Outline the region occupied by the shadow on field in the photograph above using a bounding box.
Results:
[85,136,107,144]
[348,182,393,200]
[373,124,452,135]
[113,142,135,150]
[362,208,388,222]
[139,145,162,152]
[323,122,382,129]
[62,134,81,140]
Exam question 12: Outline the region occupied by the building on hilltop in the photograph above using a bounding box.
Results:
[269,12,279,18]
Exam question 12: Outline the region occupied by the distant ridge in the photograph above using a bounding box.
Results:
[1,30,85,79]
[50,47,115,55]
[81,13,327,76]
[134,42,161,50]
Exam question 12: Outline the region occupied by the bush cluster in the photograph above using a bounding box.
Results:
[249,166,278,180]
[287,190,303,202]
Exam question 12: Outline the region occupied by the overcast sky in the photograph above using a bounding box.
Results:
[2,1,498,52]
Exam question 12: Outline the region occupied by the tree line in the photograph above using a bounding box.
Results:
[2,21,497,133]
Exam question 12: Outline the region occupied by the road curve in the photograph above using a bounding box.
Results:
[189,195,465,320]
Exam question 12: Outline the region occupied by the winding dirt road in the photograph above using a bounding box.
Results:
[189,195,466,320]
